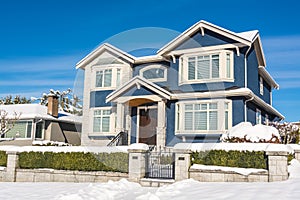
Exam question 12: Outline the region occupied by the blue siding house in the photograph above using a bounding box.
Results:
[76,20,284,147]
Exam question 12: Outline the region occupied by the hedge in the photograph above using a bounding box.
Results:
[191,150,267,169]
[0,151,7,167]
[19,152,128,173]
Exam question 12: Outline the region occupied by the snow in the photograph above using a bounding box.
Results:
[128,143,149,151]
[0,159,299,199]
[0,145,129,153]
[221,122,281,143]
[190,164,267,176]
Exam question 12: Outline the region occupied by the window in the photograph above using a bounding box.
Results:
[5,121,33,138]
[176,100,231,134]
[94,68,122,90]
[93,108,111,133]
[265,114,269,125]
[256,109,262,124]
[179,50,233,84]
[140,65,167,82]
[35,121,44,139]
[260,76,264,95]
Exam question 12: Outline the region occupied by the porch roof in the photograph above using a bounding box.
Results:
[105,76,172,103]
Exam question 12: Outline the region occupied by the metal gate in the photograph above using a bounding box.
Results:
[146,148,175,179]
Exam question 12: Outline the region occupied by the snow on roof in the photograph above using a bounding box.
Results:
[0,104,82,124]
[236,30,259,42]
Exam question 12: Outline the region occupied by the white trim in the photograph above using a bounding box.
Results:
[178,50,234,85]
[76,43,135,69]
[89,107,116,137]
[256,108,262,125]
[106,76,171,103]
[136,105,157,143]
[175,99,232,135]
[157,20,254,55]
[91,66,124,91]
[116,95,163,104]
[258,66,279,89]
[139,64,168,82]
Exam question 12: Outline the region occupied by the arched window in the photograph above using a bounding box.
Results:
[140,65,167,82]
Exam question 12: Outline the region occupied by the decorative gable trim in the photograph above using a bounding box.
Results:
[76,43,136,69]
[106,76,172,103]
[157,20,257,55]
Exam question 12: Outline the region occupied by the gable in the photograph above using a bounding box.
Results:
[94,51,128,66]
[174,29,238,51]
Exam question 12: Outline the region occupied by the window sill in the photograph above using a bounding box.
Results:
[90,87,116,92]
[175,130,227,135]
[179,78,234,85]
[88,132,116,137]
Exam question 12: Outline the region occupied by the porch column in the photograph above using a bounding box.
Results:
[157,100,166,148]
[116,103,124,133]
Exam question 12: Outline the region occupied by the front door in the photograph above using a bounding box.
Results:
[137,106,157,145]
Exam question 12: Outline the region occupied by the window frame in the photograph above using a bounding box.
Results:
[89,107,116,136]
[175,99,232,135]
[139,64,168,82]
[91,65,123,91]
[260,76,264,95]
[179,50,234,85]
[256,109,262,125]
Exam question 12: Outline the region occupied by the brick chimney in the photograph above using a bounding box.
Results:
[47,94,59,118]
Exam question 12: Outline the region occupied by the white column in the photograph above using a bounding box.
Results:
[116,103,124,133]
[125,104,131,144]
[156,100,166,148]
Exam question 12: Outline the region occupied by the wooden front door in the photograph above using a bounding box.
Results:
[138,106,157,145]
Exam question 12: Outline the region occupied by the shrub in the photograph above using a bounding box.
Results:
[19,151,128,173]
[0,151,7,166]
[191,150,267,169]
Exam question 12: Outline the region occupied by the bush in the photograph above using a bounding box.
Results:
[0,151,7,166]
[191,150,267,169]
[19,152,128,173]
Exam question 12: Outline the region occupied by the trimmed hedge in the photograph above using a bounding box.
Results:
[191,150,267,169]
[19,152,128,173]
[0,151,7,167]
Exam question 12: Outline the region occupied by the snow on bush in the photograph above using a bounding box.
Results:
[221,122,281,143]
[32,140,71,146]
[268,121,299,144]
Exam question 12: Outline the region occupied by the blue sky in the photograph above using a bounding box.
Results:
[0,0,300,122]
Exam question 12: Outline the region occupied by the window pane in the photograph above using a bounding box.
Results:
[143,68,165,79]
[200,104,207,110]
[93,117,101,132]
[102,117,110,132]
[6,121,28,138]
[199,112,207,130]
[104,69,112,87]
[226,54,231,78]
[224,102,229,110]
[211,55,219,78]
[209,103,218,109]
[184,112,193,130]
[96,71,103,87]
[26,121,32,138]
[194,104,200,110]
[35,122,43,139]
[209,111,218,130]
[185,104,193,110]
[225,111,228,130]
[116,69,121,87]
[197,56,210,79]
[188,57,196,80]
[103,110,111,115]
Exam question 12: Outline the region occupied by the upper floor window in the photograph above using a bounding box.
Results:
[179,50,234,84]
[140,65,167,82]
[94,68,122,90]
[260,76,264,95]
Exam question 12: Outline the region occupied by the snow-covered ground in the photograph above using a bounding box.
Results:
[0,159,300,200]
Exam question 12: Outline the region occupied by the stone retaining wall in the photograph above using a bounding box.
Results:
[189,168,268,182]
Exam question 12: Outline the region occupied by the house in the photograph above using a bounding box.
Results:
[76,20,284,147]
[0,95,82,146]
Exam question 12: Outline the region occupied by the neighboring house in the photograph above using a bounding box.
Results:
[76,20,284,147]
[0,95,82,146]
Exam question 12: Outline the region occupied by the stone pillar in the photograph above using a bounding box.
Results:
[266,146,289,182]
[294,149,300,162]
[173,149,191,181]
[128,144,149,182]
[156,100,166,148]
[116,103,124,133]
[5,151,19,182]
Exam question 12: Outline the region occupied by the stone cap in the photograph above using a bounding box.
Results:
[127,143,149,153]
[266,144,292,156]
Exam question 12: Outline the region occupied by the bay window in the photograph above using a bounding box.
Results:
[176,100,231,134]
[179,50,234,84]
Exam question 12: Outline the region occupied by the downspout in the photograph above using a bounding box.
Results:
[244,96,254,122]
[244,45,252,122]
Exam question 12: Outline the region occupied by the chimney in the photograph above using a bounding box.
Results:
[47,94,59,118]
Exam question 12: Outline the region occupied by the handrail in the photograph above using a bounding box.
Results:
[107,131,128,146]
